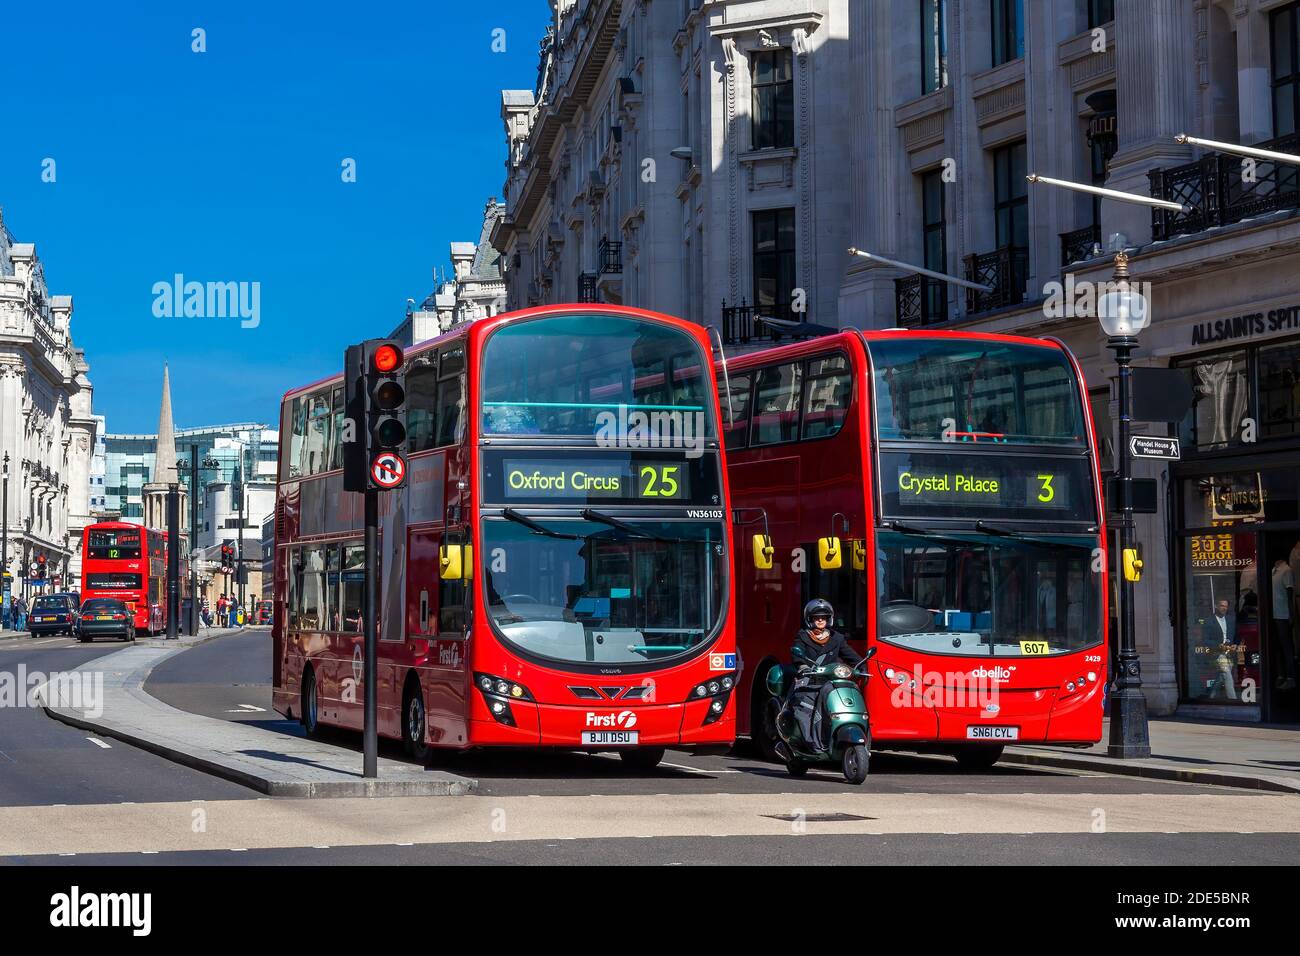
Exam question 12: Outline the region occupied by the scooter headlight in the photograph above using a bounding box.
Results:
[833,664,853,679]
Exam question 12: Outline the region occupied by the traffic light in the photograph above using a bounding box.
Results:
[343,338,408,492]
[220,542,234,575]
[35,555,47,580]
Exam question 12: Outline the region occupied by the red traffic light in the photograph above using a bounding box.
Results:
[37,555,46,565]
[373,344,403,373]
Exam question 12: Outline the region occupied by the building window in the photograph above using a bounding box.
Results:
[1178,350,1250,450]
[991,0,1024,66]
[922,168,946,321]
[751,49,794,150]
[1271,2,1300,136]
[921,0,948,94]
[1087,0,1114,29]
[994,141,1029,250]
[752,208,796,319]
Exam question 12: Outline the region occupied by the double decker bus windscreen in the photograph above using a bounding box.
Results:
[870,339,1086,445]
[481,516,725,666]
[480,314,716,439]
[87,529,142,559]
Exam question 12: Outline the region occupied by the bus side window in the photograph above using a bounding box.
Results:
[801,354,850,440]
[328,386,345,470]
[288,396,308,478]
[436,373,465,447]
[340,544,365,632]
[407,356,439,453]
[751,362,802,446]
[720,372,752,451]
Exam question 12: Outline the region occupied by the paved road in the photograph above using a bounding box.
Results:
[146,630,1223,798]
[0,636,255,807]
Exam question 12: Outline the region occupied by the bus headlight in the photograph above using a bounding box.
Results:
[475,672,534,727]
[689,672,735,725]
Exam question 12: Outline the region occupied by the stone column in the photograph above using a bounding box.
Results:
[1103,0,1196,246]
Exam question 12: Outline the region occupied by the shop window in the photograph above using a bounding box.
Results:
[1182,530,1261,704]
[1259,339,1300,440]
[1178,351,1249,449]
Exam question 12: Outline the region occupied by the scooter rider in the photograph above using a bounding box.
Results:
[783,598,862,751]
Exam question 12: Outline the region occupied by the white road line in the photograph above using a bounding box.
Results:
[659,761,741,775]
[85,737,111,749]
[224,704,267,713]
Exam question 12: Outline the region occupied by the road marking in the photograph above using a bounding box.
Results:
[224,704,267,713]
[659,760,741,775]
[85,737,111,749]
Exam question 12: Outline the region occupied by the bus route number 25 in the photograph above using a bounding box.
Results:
[638,465,681,499]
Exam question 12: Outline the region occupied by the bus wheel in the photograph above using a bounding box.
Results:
[953,745,1004,771]
[751,674,783,763]
[301,668,320,738]
[785,758,807,778]
[402,682,432,764]
[618,747,666,770]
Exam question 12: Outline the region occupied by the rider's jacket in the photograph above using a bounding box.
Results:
[790,628,863,669]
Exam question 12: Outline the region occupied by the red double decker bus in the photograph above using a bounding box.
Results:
[80,521,175,634]
[272,305,737,767]
[721,330,1107,769]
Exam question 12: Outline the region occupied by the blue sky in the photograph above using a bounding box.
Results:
[0,0,548,432]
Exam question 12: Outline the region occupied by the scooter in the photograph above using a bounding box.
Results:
[766,646,876,784]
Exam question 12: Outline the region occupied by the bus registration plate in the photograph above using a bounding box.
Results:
[582,731,639,746]
[967,725,1019,740]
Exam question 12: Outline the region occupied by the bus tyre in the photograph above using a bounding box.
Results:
[785,758,807,778]
[842,743,870,785]
[752,674,783,763]
[619,747,666,770]
[953,744,1004,771]
[402,682,432,764]
[301,668,320,738]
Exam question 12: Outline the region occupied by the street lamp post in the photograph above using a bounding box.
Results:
[1,453,9,630]
[1097,250,1153,759]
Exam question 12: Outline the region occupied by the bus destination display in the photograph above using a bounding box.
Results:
[502,459,689,502]
[879,452,1094,522]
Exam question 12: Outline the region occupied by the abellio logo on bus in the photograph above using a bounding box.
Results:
[585,710,638,729]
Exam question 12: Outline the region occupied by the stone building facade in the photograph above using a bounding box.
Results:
[492,0,851,344]
[0,209,97,598]
[847,0,1300,723]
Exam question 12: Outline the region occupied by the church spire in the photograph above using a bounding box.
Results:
[154,363,178,485]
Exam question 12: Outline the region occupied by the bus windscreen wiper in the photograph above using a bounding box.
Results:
[579,509,673,541]
[973,520,1093,543]
[502,508,580,540]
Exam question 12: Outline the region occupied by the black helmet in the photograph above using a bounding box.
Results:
[803,598,834,628]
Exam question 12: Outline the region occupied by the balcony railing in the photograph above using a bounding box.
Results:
[598,236,622,274]
[1149,132,1300,241]
[1060,223,1102,267]
[578,273,599,302]
[894,274,948,326]
[720,299,798,346]
[963,246,1028,314]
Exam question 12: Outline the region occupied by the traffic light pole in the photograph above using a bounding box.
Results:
[363,487,379,778]
[166,483,180,640]
[189,447,199,636]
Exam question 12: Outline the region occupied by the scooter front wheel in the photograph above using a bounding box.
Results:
[842,743,869,784]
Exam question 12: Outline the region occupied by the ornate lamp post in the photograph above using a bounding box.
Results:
[1097,250,1153,759]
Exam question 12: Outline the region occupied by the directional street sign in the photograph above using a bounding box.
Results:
[1129,436,1181,460]
[370,451,406,489]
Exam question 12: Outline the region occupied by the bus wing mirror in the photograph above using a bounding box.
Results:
[850,539,866,571]
[818,536,842,570]
[752,533,774,569]
[439,545,463,580]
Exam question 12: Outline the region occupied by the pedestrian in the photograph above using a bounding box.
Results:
[14,596,28,633]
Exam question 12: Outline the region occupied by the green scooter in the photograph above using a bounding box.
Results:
[766,646,875,784]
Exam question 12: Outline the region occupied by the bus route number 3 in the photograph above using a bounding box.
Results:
[1035,474,1055,504]
[639,465,681,499]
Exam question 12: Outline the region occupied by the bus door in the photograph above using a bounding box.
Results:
[407,528,468,746]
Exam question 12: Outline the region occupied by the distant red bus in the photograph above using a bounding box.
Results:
[272,305,737,768]
[80,521,185,635]
[720,330,1107,769]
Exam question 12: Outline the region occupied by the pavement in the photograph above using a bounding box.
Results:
[40,630,477,798]
[1005,718,1300,794]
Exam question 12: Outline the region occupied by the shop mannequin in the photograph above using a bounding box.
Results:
[1272,559,1297,691]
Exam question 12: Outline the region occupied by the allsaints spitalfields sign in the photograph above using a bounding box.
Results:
[1190,304,1300,345]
